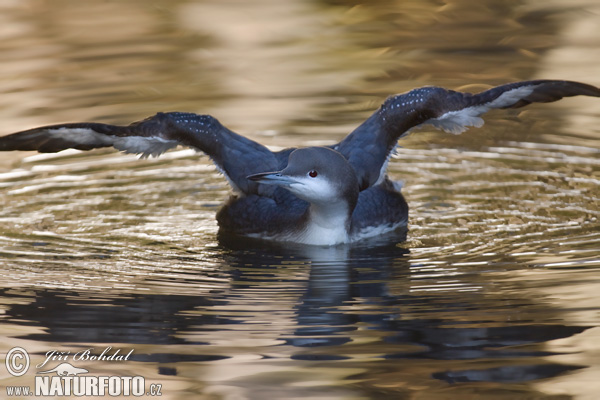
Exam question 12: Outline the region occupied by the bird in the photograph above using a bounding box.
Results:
[1,80,599,245]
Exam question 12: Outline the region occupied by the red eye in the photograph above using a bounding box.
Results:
[309,170,318,178]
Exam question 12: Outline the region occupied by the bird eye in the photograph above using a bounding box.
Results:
[308,170,318,178]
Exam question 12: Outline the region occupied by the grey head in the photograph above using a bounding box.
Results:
[248,147,360,210]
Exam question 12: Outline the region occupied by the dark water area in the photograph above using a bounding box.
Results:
[0,0,599,399]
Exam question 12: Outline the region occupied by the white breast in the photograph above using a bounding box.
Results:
[294,219,350,246]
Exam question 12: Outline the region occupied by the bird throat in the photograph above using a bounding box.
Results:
[295,201,352,245]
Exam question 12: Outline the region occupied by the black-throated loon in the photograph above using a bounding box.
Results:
[0,80,599,245]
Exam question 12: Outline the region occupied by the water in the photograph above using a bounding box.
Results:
[0,0,599,398]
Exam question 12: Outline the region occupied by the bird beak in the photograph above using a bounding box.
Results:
[247,171,296,186]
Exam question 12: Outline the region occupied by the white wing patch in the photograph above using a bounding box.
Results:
[427,109,485,134]
[486,85,536,108]
[47,127,178,158]
[47,128,114,146]
[114,136,178,158]
[426,85,537,135]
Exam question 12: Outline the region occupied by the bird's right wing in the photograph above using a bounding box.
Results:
[0,112,281,195]
[334,80,600,190]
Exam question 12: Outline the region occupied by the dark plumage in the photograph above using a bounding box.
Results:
[1,80,598,245]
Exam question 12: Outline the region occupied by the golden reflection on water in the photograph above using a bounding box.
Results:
[0,0,599,399]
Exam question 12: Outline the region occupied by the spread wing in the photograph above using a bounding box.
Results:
[0,112,282,195]
[2,80,598,194]
[334,80,600,190]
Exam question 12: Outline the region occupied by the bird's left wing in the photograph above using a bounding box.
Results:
[0,112,281,195]
[334,80,600,190]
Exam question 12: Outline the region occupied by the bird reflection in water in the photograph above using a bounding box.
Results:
[1,234,589,386]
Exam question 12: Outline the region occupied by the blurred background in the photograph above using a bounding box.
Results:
[0,0,598,148]
[0,0,599,399]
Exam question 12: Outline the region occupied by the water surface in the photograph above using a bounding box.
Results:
[0,0,599,399]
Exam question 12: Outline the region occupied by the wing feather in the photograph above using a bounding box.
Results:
[335,80,600,190]
[0,113,281,195]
